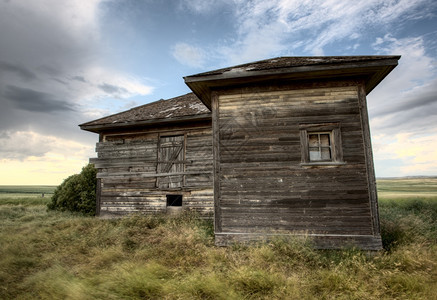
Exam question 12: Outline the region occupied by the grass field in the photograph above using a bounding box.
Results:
[377,177,437,199]
[0,185,55,200]
[0,179,436,299]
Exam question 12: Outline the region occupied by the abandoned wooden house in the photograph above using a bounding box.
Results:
[80,55,400,249]
[79,93,214,217]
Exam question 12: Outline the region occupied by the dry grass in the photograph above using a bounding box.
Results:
[0,181,436,299]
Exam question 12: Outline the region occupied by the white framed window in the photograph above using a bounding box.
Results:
[300,123,344,165]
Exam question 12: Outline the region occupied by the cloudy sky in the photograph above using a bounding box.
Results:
[1,0,436,184]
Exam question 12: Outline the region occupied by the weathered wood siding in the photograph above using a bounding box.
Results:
[214,83,380,248]
[91,125,213,218]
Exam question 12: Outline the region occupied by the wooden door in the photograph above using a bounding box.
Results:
[157,135,185,189]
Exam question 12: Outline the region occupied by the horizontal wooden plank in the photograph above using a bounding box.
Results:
[97,171,212,179]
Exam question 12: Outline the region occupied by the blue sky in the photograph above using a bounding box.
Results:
[1,0,437,184]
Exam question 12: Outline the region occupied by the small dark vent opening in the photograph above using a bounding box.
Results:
[166,195,182,207]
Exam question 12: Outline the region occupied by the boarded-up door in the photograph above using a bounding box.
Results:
[157,135,185,189]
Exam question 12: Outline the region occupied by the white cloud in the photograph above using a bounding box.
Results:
[0,0,154,136]
[367,35,437,176]
[0,0,101,71]
[0,130,95,184]
[373,131,437,176]
[0,0,154,108]
[0,131,93,161]
[0,131,95,185]
[14,0,101,35]
[368,35,437,133]
[179,0,233,14]
[184,0,436,177]
[69,66,154,102]
[186,0,433,64]
[0,0,155,184]
[171,42,206,68]
[0,131,50,160]
[175,0,435,67]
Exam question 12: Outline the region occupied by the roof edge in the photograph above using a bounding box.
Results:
[184,55,401,109]
[80,112,211,133]
[184,55,401,79]
[78,98,166,128]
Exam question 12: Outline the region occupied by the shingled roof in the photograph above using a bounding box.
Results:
[187,56,399,77]
[185,55,401,109]
[80,93,210,133]
[80,56,401,133]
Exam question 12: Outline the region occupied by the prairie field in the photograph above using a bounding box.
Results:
[377,177,437,199]
[0,179,436,299]
[0,185,55,200]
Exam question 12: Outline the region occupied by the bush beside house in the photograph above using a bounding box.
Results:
[48,164,97,216]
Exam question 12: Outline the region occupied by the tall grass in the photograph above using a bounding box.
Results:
[1,181,436,299]
[378,178,437,251]
[379,198,437,250]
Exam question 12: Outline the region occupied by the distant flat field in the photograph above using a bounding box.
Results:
[0,185,56,198]
[1,179,436,200]
[377,177,437,199]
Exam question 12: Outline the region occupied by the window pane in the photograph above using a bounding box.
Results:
[307,132,333,162]
[309,147,321,161]
[308,134,319,147]
[320,134,330,146]
[321,147,331,160]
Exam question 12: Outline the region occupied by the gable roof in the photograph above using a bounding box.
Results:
[188,56,398,77]
[80,93,210,133]
[185,55,401,109]
[80,56,400,133]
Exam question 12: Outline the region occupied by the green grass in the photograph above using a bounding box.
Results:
[377,177,437,199]
[0,181,436,299]
[0,185,55,203]
[0,185,56,194]
[0,197,51,206]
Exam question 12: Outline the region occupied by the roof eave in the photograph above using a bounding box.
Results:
[79,113,212,133]
[184,57,400,109]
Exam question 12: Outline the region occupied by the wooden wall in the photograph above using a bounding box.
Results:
[213,82,381,249]
[91,122,213,218]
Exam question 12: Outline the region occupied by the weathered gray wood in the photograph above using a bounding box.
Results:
[211,82,381,249]
[358,83,380,235]
[85,57,393,250]
[96,178,101,216]
[212,91,221,232]
[97,171,212,179]
[93,125,213,218]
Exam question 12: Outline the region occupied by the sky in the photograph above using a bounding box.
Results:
[1,0,437,185]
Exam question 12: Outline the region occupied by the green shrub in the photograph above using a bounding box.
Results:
[47,164,97,216]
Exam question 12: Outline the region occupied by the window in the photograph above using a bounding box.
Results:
[300,123,344,165]
[166,194,182,207]
[308,132,332,162]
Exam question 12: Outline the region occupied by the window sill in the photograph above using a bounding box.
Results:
[300,162,346,167]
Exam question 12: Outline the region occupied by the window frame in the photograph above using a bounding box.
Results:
[308,131,333,162]
[299,122,344,166]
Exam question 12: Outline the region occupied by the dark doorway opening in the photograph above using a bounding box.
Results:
[166,194,182,207]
